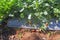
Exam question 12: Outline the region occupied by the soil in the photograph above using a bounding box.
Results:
[1,28,60,40]
[17,29,60,40]
[20,32,60,40]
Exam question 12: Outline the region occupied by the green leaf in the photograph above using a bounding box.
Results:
[54,8,60,13]
[20,13,24,18]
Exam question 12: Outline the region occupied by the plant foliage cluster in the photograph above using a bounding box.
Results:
[0,0,60,28]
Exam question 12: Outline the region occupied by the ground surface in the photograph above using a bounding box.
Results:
[20,32,60,40]
[15,29,60,40]
[1,29,60,40]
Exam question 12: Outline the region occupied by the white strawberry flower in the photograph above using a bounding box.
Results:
[19,8,24,12]
[45,3,50,6]
[56,20,58,24]
[28,14,32,19]
[44,11,48,15]
[50,22,53,24]
[9,14,14,17]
